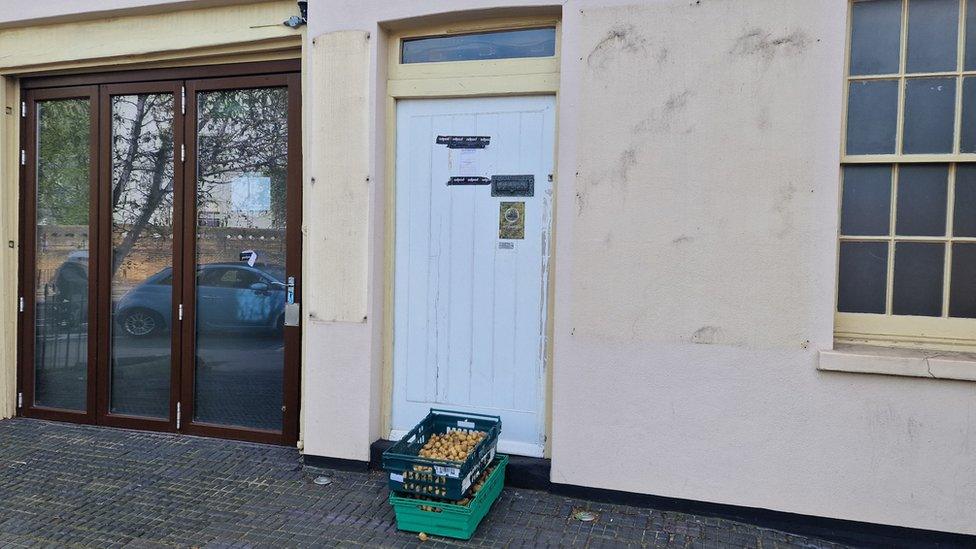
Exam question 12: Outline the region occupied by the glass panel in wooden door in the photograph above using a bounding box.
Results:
[108,92,176,419]
[193,87,288,431]
[33,98,93,411]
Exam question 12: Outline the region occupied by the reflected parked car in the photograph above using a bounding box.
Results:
[115,263,287,337]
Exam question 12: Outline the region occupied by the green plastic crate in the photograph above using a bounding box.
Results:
[389,454,508,540]
[383,409,501,500]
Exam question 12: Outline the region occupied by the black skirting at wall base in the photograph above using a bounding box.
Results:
[549,482,976,549]
[302,453,369,472]
[330,441,976,548]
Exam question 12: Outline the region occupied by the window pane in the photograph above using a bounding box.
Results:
[892,242,945,316]
[847,80,899,154]
[903,77,956,154]
[896,164,948,236]
[402,27,556,64]
[34,99,91,411]
[960,78,976,152]
[953,164,976,236]
[194,87,288,432]
[838,241,889,314]
[850,0,903,75]
[949,243,976,317]
[109,93,175,419]
[906,0,959,73]
[966,0,976,69]
[841,165,892,236]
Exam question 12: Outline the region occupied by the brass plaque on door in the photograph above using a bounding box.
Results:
[499,201,525,240]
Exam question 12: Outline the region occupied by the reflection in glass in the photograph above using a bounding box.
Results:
[850,0,902,76]
[402,27,556,64]
[954,165,976,237]
[906,0,959,73]
[903,77,956,154]
[950,243,976,318]
[34,99,90,411]
[892,242,944,317]
[960,78,976,152]
[895,164,948,236]
[847,80,899,154]
[841,165,891,236]
[838,241,888,314]
[194,87,288,431]
[109,93,175,419]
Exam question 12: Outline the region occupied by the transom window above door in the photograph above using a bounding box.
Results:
[838,0,976,350]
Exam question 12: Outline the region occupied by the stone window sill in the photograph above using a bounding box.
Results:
[819,343,976,382]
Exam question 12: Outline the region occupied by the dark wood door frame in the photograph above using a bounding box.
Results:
[19,85,100,425]
[180,73,302,446]
[17,62,302,446]
[95,81,184,434]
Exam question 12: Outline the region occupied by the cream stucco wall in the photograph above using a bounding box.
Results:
[307,0,976,536]
[1,0,974,537]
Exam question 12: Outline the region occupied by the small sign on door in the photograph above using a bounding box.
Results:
[499,202,525,240]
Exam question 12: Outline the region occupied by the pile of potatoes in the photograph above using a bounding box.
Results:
[418,429,486,462]
[416,463,496,512]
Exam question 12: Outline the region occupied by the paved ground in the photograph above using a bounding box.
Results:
[0,418,851,548]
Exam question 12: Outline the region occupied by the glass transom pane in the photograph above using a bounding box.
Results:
[402,27,556,64]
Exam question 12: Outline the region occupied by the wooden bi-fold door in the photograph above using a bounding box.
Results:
[18,62,302,445]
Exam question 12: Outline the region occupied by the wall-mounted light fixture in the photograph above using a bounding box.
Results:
[283,0,307,28]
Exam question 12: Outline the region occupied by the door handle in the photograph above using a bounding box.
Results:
[284,276,299,327]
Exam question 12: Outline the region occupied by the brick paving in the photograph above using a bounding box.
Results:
[0,418,851,548]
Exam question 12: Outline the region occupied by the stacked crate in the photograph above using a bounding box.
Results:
[383,409,505,540]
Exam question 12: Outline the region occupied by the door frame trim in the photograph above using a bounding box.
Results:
[382,16,562,456]
[19,85,100,424]
[95,80,183,433]
[17,61,302,445]
[180,72,302,446]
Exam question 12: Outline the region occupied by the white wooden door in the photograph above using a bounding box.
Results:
[392,96,555,457]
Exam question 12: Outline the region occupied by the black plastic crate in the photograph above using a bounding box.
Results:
[383,409,501,500]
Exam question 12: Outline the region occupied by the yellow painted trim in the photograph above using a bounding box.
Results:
[836,312,976,352]
[0,1,301,74]
[381,16,561,456]
[0,77,18,419]
[388,74,559,98]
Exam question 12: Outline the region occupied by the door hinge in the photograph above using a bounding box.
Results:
[178,303,184,321]
[181,86,186,115]
[18,296,24,313]
[176,401,182,429]
[17,392,23,408]
[20,101,26,118]
[180,144,185,163]
[20,149,25,166]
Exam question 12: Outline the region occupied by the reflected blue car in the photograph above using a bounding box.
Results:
[115,263,287,338]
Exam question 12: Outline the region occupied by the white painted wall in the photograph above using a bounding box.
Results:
[308,0,976,536]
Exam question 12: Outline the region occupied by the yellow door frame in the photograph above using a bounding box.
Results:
[381,15,561,456]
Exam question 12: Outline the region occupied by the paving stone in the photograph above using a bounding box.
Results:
[0,418,849,548]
